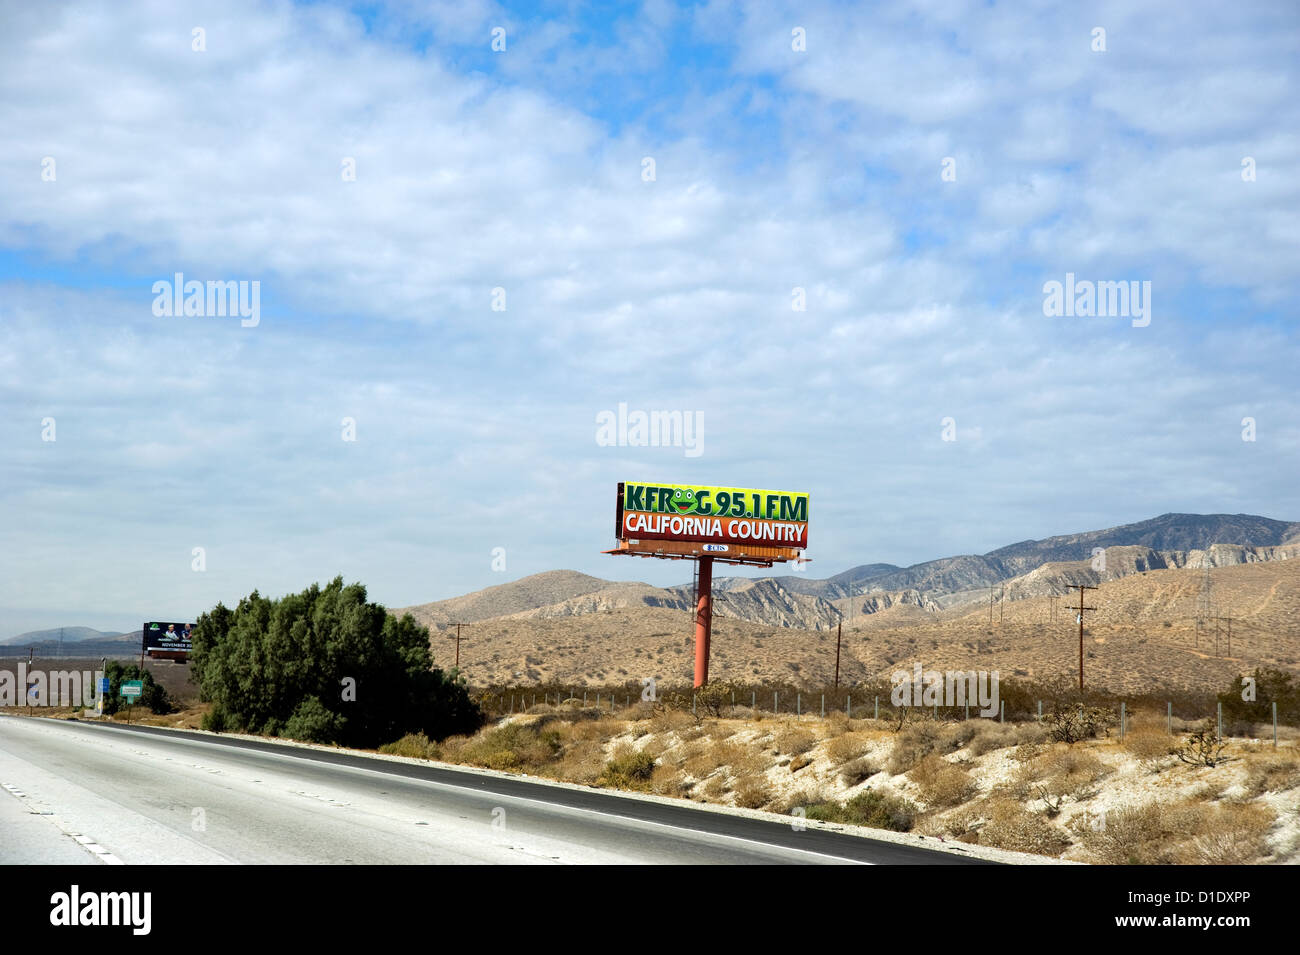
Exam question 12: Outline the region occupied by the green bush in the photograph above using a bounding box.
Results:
[189,576,482,748]
[804,789,917,832]
[601,748,656,789]
[102,661,173,716]
[380,733,442,760]
[283,696,344,743]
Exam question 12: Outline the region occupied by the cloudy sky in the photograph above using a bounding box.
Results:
[1,0,1297,638]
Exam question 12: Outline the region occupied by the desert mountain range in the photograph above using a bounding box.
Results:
[393,513,1300,692]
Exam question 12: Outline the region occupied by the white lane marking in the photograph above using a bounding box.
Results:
[2,779,121,864]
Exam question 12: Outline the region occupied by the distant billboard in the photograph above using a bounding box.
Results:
[142,621,194,657]
[616,481,809,549]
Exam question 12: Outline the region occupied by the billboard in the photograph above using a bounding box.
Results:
[142,621,194,656]
[616,481,809,550]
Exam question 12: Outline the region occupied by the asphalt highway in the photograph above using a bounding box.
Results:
[0,715,995,865]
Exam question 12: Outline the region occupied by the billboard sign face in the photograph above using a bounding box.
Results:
[142,621,194,655]
[617,481,809,549]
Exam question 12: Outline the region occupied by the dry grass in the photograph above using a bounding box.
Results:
[1242,753,1300,796]
[953,798,1073,856]
[825,731,873,764]
[1124,728,1176,764]
[886,721,950,774]
[773,725,817,756]
[1075,800,1277,864]
[733,775,774,809]
[1038,746,1113,799]
[909,754,978,808]
[650,762,689,797]
[840,756,881,786]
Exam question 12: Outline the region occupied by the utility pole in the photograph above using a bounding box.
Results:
[988,587,995,627]
[1225,615,1232,656]
[449,623,468,668]
[834,621,842,689]
[999,584,1005,626]
[1068,584,1097,691]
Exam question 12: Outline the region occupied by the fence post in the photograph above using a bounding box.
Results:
[1217,701,1223,739]
[965,703,969,721]
[596,693,600,708]
[847,695,851,719]
[774,691,778,713]
[1274,701,1278,748]
[692,694,696,717]
[1167,701,1172,734]
[510,694,514,714]
[821,694,825,717]
[1037,700,1042,721]
[752,690,756,711]
[583,691,587,706]
[875,696,879,720]
[1000,700,1005,724]
[1120,701,1126,740]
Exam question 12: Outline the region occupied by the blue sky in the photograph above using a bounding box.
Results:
[1,0,1297,639]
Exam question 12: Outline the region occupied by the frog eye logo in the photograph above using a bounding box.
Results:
[670,488,698,514]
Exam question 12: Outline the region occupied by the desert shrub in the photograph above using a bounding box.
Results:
[732,775,774,809]
[455,721,562,772]
[1012,741,1045,763]
[379,732,441,760]
[1123,720,1174,762]
[684,739,746,777]
[650,763,688,797]
[909,754,978,808]
[974,798,1072,857]
[840,756,880,786]
[965,721,1042,757]
[701,775,726,798]
[774,726,817,756]
[1177,724,1229,767]
[693,680,745,718]
[553,739,607,784]
[887,721,947,774]
[825,732,872,764]
[1039,747,1113,799]
[600,745,656,789]
[805,789,917,832]
[789,753,813,773]
[1044,704,1111,744]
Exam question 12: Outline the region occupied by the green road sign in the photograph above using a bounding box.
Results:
[121,680,143,699]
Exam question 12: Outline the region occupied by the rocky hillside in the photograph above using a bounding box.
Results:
[394,513,1300,636]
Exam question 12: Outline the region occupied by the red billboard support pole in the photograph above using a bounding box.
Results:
[693,556,714,688]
